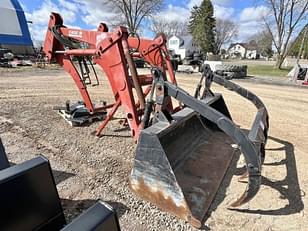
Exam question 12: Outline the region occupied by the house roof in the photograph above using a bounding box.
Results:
[170,35,193,48]
[179,35,193,48]
[229,42,257,51]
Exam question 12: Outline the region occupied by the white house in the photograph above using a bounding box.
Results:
[228,43,259,59]
[168,35,201,60]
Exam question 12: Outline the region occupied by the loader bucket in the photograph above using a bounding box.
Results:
[130,94,234,228]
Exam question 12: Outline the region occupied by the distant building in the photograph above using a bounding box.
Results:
[168,35,201,60]
[0,0,34,54]
[228,43,259,59]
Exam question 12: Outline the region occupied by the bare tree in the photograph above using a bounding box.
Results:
[150,18,189,38]
[103,0,163,34]
[263,0,308,68]
[249,29,273,58]
[214,18,238,54]
[258,30,274,58]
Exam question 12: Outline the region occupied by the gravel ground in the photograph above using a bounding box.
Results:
[0,67,307,230]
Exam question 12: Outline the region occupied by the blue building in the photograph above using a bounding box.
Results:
[0,0,34,54]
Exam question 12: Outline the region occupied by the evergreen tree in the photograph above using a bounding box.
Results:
[188,0,216,55]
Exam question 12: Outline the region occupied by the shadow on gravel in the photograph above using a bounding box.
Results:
[113,126,131,133]
[230,136,304,216]
[61,198,129,222]
[52,170,76,185]
[101,134,131,139]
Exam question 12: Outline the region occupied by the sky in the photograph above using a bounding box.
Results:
[18,0,270,46]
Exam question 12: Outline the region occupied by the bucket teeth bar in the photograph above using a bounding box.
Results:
[211,73,269,165]
[156,68,269,207]
[212,74,267,110]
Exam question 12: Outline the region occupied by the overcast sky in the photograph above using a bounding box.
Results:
[19,0,269,46]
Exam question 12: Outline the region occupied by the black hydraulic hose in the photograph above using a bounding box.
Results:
[51,25,81,49]
[141,72,157,128]
[82,58,90,75]
[86,56,99,86]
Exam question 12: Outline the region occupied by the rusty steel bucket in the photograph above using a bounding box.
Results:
[129,94,234,228]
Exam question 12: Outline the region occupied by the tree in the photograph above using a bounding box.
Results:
[150,18,189,38]
[289,24,308,59]
[214,19,238,54]
[263,0,308,68]
[249,29,273,58]
[220,48,226,55]
[257,30,274,58]
[105,0,163,34]
[189,0,216,55]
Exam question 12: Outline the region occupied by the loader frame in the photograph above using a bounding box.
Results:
[44,12,177,140]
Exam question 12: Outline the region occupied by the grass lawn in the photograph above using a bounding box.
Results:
[248,65,293,77]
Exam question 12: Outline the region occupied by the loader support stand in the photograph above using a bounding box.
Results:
[96,99,121,137]
[62,57,95,113]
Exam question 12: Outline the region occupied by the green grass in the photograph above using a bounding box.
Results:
[248,65,292,77]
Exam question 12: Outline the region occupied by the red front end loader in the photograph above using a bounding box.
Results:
[43,13,269,228]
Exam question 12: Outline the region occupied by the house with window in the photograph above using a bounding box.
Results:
[168,35,201,60]
[228,43,259,59]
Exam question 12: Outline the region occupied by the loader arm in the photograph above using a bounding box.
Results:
[43,12,179,140]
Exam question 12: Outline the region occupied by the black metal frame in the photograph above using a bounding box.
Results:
[0,155,121,231]
[0,155,66,230]
[0,138,10,170]
[62,200,121,231]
